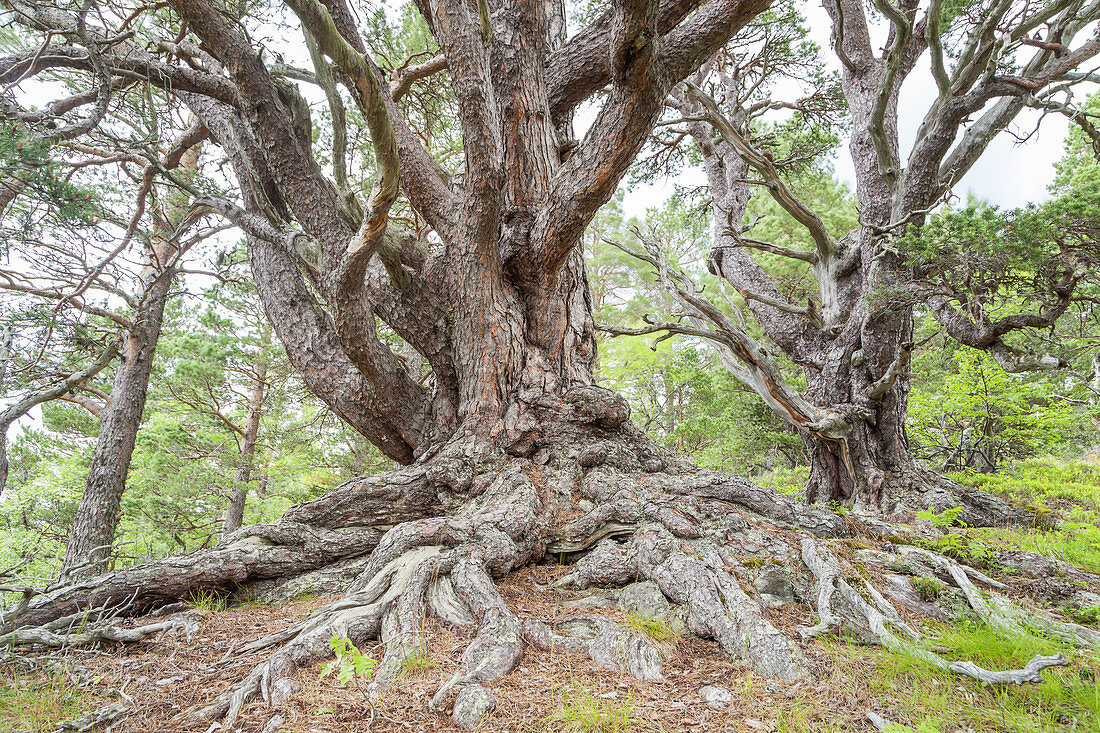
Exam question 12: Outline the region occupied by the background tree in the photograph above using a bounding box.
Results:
[622,0,1100,518]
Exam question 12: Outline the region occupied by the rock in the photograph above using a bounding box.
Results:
[618,581,671,618]
[562,588,620,609]
[452,684,495,729]
[587,626,664,681]
[699,685,732,709]
[269,677,301,707]
[754,565,797,606]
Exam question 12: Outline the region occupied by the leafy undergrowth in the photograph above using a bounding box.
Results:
[943,459,1100,574]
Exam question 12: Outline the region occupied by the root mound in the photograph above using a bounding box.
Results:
[5,434,1098,731]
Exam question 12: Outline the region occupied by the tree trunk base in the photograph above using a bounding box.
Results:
[5,434,1089,729]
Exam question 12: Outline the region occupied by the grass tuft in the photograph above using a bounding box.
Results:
[0,672,87,733]
[398,644,437,675]
[186,588,227,612]
[542,688,635,733]
[624,612,680,643]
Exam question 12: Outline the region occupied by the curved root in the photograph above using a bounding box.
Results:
[801,537,1079,686]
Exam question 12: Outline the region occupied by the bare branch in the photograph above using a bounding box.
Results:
[683,82,835,260]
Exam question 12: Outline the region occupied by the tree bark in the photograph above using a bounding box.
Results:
[60,261,175,578]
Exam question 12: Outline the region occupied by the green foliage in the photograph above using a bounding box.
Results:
[754,466,810,496]
[0,125,99,234]
[825,620,1100,732]
[951,460,1100,574]
[542,688,635,733]
[950,459,1100,514]
[915,507,964,529]
[918,532,992,564]
[909,351,1084,470]
[318,636,376,686]
[911,576,944,603]
[1067,605,1100,627]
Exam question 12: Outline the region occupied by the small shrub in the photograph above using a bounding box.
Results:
[1067,604,1100,626]
[911,576,943,603]
[917,533,992,563]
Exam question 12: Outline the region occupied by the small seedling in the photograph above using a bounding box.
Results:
[319,635,377,685]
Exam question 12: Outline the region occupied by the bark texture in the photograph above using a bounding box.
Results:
[5,4,1097,730]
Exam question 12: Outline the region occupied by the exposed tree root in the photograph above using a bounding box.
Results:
[3,444,1092,729]
[7,522,384,631]
[0,609,204,649]
[801,537,1077,685]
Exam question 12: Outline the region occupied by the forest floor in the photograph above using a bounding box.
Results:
[4,459,1100,733]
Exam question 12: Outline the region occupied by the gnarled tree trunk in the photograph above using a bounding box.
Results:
[7,1,1098,729]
